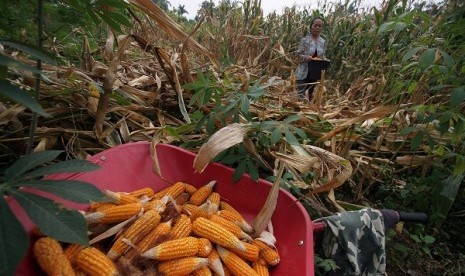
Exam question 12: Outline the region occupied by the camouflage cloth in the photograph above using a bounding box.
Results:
[315,208,387,276]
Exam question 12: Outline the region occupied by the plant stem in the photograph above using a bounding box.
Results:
[26,0,43,155]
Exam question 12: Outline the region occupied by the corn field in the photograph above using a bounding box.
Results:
[1,0,464,274]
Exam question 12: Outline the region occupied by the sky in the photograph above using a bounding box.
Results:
[168,0,388,19]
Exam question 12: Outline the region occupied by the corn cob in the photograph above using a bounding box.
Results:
[217,209,253,233]
[145,199,165,212]
[192,266,213,276]
[207,247,225,276]
[210,215,252,241]
[217,246,259,276]
[124,219,173,260]
[175,192,190,205]
[207,192,221,211]
[197,238,213,257]
[184,183,198,195]
[190,200,216,221]
[252,259,270,276]
[250,240,280,266]
[33,237,75,276]
[192,217,246,252]
[107,209,161,259]
[74,247,118,276]
[85,202,142,224]
[230,241,259,262]
[104,190,139,204]
[89,202,117,212]
[168,213,192,239]
[189,180,216,206]
[153,182,186,199]
[64,243,85,263]
[182,203,200,217]
[129,187,155,198]
[141,236,199,260]
[157,257,209,276]
[223,265,234,276]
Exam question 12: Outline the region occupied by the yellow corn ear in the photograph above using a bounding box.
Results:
[190,200,216,221]
[230,241,259,262]
[252,259,270,276]
[164,182,187,199]
[157,257,209,276]
[64,243,85,263]
[182,204,200,217]
[189,180,216,206]
[124,219,172,260]
[107,209,161,259]
[129,187,155,198]
[168,214,192,239]
[207,192,221,210]
[89,202,117,212]
[74,247,118,276]
[152,184,174,199]
[85,202,142,224]
[250,240,280,266]
[217,246,259,276]
[175,192,190,205]
[217,209,253,233]
[141,236,199,260]
[184,183,198,195]
[192,217,246,252]
[33,237,75,276]
[104,190,139,204]
[207,247,225,276]
[219,201,242,216]
[197,238,213,257]
[192,266,213,276]
[210,215,252,241]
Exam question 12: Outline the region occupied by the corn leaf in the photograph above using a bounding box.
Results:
[18,159,100,180]
[0,197,29,276]
[10,190,89,245]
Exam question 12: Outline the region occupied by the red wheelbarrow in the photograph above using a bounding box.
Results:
[13,141,428,275]
[13,141,316,275]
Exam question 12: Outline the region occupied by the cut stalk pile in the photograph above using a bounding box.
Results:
[32,181,279,276]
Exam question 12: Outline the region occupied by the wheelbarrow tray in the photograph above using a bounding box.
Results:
[14,141,315,275]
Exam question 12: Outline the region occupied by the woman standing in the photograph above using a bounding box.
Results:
[295,17,327,101]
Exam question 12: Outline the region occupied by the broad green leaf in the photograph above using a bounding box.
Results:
[450,86,465,108]
[419,48,435,70]
[233,161,246,182]
[377,22,395,34]
[284,128,299,145]
[240,95,250,114]
[402,47,423,62]
[0,54,40,74]
[284,115,301,123]
[4,150,62,181]
[13,180,105,203]
[247,160,259,181]
[424,235,435,244]
[0,197,29,276]
[99,10,124,33]
[411,131,423,150]
[221,154,243,165]
[0,40,56,65]
[19,159,100,180]
[10,191,89,245]
[395,22,406,32]
[270,126,282,145]
[0,81,49,117]
[108,11,133,27]
[94,0,129,9]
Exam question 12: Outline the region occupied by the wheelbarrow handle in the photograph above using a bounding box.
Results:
[398,211,428,224]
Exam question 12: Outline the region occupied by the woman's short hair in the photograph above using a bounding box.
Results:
[310,16,325,27]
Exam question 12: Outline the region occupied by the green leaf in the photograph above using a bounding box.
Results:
[284,128,299,145]
[0,40,57,65]
[94,0,129,9]
[99,10,124,33]
[270,126,282,145]
[450,86,465,108]
[20,159,101,180]
[402,47,423,62]
[0,54,41,74]
[4,150,62,181]
[14,180,105,203]
[411,131,423,150]
[0,80,49,117]
[378,22,396,34]
[284,115,301,123]
[246,161,259,181]
[108,11,132,27]
[423,235,435,244]
[10,191,89,245]
[0,197,29,276]
[240,95,250,114]
[419,48,435,70]
[221,154,243,165]
[233,161,246,182]
[399,126,417,135]
[395,22,406,32]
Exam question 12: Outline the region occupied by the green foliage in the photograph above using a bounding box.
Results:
[315,254,339,275]
[0,151,105,275]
